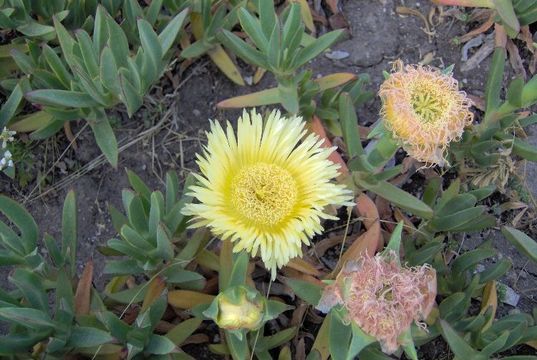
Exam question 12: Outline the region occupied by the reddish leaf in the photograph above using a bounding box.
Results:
[375,196,394,232]
[168,290,214,309]
[309,115,348,177]
[328,13,349,31]
[313,234,345,257]
[329,194,381,278]
[459,13,494,43]
[280,268,324,287]
[286,257,321,276]
[75,260,93,316]
[141,277,166,313]
[325,0,340,14]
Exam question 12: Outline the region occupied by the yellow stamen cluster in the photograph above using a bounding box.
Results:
[231,163,297,225]
[379,61,473,165]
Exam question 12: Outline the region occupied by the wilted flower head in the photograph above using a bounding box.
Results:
[182,109,353,277]
[379,60,473,166]
[317,252,436,354]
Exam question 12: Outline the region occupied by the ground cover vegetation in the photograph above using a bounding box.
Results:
[0,0,537,359]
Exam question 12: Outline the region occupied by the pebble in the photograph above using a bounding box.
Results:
[498,282,520,307]
[325,50,350,60]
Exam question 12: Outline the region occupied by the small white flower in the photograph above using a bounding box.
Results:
[0,127,16,149]
[0,128,16,171]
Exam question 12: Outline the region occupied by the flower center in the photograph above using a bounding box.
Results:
[410,82,449,124]
[231,163,297,225]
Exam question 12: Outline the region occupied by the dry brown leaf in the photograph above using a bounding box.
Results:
[155,320,175,333]
[495,24,507,48]
[420,51,435,65]
[74,260,93,316]
[141,277,166,313]
[468,94,486,111]
[280,268,324,286]
[358,125,370,139]
[396,6,435,41]
[328,12,349,31]
[498,201,528,213]
[480,281,497,331]
[63,122,78,150]
[394,208,417,231]
[329,194,381,278]
[325,0,339,14]
[313,234,345,257]
[355,193,380,230]
[459,14,494,43]
[511,207,528,228]
[530,51,537,75]
[311,9,328,27]
[286,257,321,276]
[469,8,494,23]
[183,333,210,345]
[290,303,308,327]
[168,290,214,309]
[375,196,394,232]
[520,26,534,53]
[295,338,306,360]
[390,158,418,187]
[122,305,140,325]
[306,308,325,324]
[507,39,527,80]
[253,67,266,84]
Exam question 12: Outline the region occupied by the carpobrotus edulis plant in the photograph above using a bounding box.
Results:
[317,251,437,354]
[182,109,353,277]
[379,60,473,165]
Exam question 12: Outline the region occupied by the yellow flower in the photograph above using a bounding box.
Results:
[379,61,473,165]
[182,109,353,277]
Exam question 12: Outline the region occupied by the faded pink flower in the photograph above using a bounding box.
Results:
[317,252,436,354]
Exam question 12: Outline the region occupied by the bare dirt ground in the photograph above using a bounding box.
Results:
[1,0,536,358]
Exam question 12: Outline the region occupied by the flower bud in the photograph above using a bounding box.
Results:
[213,286,264,331]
